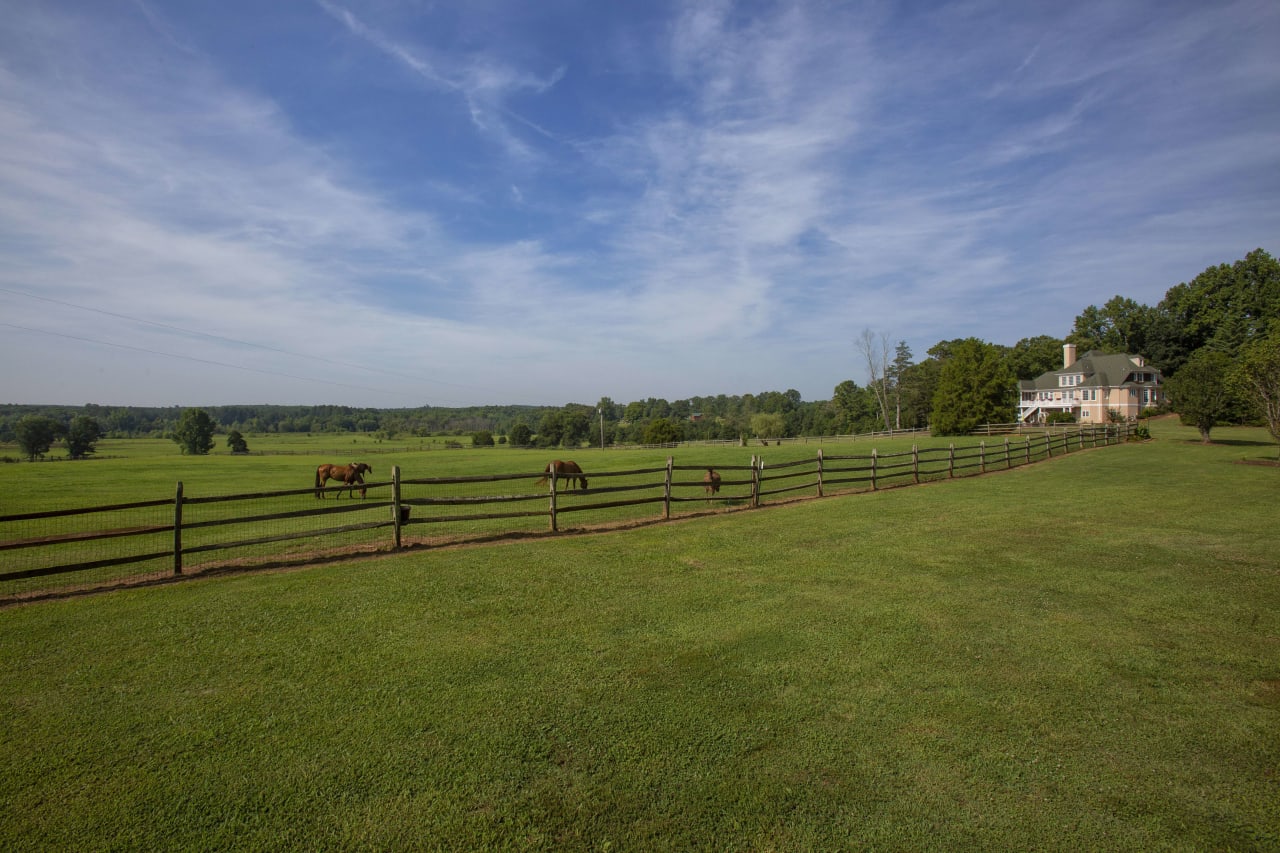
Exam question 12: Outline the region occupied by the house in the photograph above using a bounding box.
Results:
[1018,344,1163,424]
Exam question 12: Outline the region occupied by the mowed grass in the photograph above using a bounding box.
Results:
[1,420,1277,850]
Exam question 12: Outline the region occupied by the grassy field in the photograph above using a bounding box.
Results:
[1,427,1094,512]
[1,427,1116,596]
[1,420,1277,850]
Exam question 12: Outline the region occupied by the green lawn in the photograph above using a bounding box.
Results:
[1,420,1277,850]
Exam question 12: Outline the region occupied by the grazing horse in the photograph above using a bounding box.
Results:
[535,460,588,491]
[315,462,373,499]
[703,468,722,501]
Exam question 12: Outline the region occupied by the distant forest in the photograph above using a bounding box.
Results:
[3,249,1275,446]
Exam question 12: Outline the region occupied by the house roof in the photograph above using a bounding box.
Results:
[1018,350,1163,391]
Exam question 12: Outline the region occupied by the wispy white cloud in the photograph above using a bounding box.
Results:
[316,0,565,162]
[0,0,1276,407]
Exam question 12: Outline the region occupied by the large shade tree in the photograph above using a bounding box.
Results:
[1160,248,1280,373]
[642,418,683,445]
[1234,331,1280,457]
[171,408,217,455]
[1165,350,1234,443]
[750,412,786,440]
[508,422,533,447]
[1068,296,1156,355]
[1007,335,1066,380]
[64,415,103,459]
[15,415,62,461]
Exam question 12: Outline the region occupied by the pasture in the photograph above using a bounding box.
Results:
[1,420,1277,849]
[2,427,1124,597]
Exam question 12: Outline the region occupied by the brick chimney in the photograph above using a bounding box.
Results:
[1063,343,1076,368]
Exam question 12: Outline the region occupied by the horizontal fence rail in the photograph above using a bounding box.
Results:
[1,425,1132,601]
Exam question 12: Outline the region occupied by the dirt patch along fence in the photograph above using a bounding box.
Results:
[1,426,1131,601]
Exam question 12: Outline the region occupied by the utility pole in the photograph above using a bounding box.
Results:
[598,407,605,450]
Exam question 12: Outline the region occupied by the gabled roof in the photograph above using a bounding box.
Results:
[1018,350,1162,391]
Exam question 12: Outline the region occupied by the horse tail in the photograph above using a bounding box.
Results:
[315,467,323,499]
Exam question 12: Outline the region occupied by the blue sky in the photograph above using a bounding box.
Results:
[2,0,1277,408]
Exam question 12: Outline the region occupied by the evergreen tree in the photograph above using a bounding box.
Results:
[930,338,1015,436]
[888,341,913,429]
[831,380,876,433]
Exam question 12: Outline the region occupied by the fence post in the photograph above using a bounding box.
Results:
[549,468,558,532]
[871,448,878,490]
[1045,433,1053,458]
[173,481,183,575]
[750,456,761,508]
[392,465,402,549]
[979,441,986,474]
[816,449,824,497]
[912,444,919,484]
[1004,437,1011,468]
[663,456,673,520]
[1025,437,1031,465]
[948,444,955,478]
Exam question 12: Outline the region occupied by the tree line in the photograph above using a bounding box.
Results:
[4,249,1277,459]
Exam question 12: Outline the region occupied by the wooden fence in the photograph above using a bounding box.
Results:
[1,425,1131,601]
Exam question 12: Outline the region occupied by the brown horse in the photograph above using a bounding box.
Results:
[315,462,373,499]
[703,468,722,500]
[535,460,588,491]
